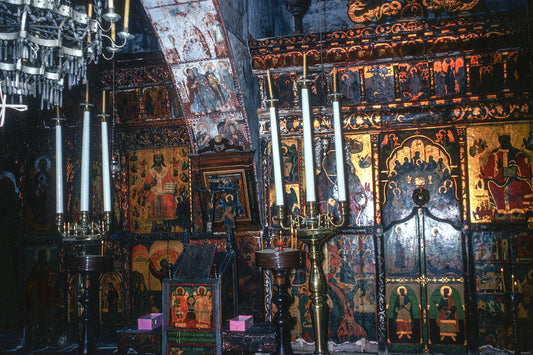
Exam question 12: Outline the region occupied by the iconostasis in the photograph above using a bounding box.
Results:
[252,10,532,352]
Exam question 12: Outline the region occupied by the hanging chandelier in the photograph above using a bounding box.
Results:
[0,0,133,111]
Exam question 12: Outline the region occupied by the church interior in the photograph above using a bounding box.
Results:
[0,0,532,354]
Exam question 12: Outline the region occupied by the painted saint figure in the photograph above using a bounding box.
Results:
[436,286,458,341]
[171,287,188,327]
[394,286,413,339]
[194,286,212,328]
[144,154,176,219]
[480,134,533,213]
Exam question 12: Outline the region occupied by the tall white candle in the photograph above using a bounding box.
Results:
[101,118,111,212]
[80,108,91,212]
[111,22,116,42]
[267,70,284,206]
[301,85,316,202]
[332,99,346,201]
[123,0,130,31]
[55,118,64,214]
[270,104,284,206]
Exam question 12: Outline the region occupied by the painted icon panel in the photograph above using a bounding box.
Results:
[467,123,533,223]
[363,65,395,104]
[382,132,460,222]
[433,57,466,97]
[128,147,190,234]
[424,220,462,277]
[387,284,421,344]
[385,218,420,277]
[427,284,465,346]
[397,62,430,101]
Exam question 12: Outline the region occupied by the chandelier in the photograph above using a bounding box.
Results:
[0,0,133,112]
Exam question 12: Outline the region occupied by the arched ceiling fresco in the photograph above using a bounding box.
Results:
[139,0,251,153]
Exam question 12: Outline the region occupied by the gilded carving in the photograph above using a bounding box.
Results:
[348,0,480,25]
[348,0,402,24]
[422,0,479,13]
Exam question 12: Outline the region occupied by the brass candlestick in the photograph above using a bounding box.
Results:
[275,200,348,354]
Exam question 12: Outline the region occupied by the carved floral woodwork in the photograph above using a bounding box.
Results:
[347,0,480,25]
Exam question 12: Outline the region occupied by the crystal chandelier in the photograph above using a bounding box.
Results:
[0,0,133,111]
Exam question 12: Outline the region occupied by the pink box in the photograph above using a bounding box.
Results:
[229,315,254,331]
[137,313,163,330]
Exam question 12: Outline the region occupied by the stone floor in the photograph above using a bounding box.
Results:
[1,331,531,355]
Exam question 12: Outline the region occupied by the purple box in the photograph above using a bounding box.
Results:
[137,313,163,330]
[229,315,254,331]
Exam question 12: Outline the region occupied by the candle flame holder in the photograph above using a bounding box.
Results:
[56,211,112,242]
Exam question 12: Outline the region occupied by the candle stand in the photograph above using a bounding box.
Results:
[275,202,348,355]
[256,247,304,355]
[66,254,110,355]
[53,82,116,354]
[267,65,348,354]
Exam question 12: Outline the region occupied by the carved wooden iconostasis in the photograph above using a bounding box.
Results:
[252,2,532,353]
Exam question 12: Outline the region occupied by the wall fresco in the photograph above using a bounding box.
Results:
[190,113,248,151]
[467,123,533,223]
[144,1,227,64]
[173,59,241,117]
[141,0,252,153]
